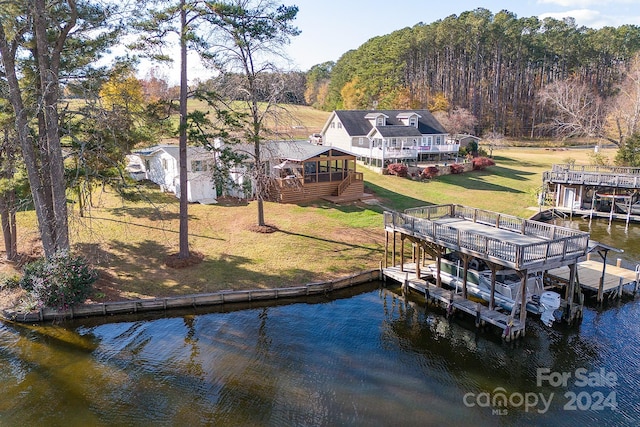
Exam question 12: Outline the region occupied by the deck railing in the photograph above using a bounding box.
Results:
[544,164,640,189]
[336,171,363,196]
[551,164,640,175]
[385,206,589,269]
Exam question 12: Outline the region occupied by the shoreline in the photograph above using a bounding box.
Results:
[1,269,381,323]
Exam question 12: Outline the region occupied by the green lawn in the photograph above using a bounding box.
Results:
[2,146,616,304]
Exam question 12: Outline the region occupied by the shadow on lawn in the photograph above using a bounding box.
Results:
[276,228,383,253]
[107,206,183,221]
[363,182,433,211]
[88,216,223,241]
[77,241,320,299]
[437,167,529,193]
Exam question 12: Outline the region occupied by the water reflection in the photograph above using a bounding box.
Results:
[0,281,638,426]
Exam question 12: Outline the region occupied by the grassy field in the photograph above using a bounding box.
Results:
[1,146,616,305]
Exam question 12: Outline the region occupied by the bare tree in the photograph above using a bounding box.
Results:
[537,78,607,142]
[435,107,478,138]
[201,0,299,228]
[606,54,640,146]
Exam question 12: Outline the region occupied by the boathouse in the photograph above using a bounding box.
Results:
[542,164,640,223]
[383,204,590,340]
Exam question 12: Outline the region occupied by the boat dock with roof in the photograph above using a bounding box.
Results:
[382,204,591,340]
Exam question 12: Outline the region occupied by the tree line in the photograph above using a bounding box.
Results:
[305,8,640,139]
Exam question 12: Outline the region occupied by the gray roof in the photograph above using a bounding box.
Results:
[133,144,210,159]
[266,141,355,161]
[334,109,447,136]
[373,126,424,138]
[217,140,356,162]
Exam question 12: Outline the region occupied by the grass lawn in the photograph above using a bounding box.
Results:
[0,146,616,306]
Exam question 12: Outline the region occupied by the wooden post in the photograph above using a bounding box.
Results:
[460,254,472,299]
[436,248,442,288]
[400,235,405,272]
[519,269,528,325]
[489,262,497,310]
[415,245,421,279]
[598,275,604,303]
[384,231,389,269]
[609,189,616,225]
[566,263,576,306]
[392,231,397,267]
[617,276,624,300]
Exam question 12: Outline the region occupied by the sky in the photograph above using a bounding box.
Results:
[283,0,640,71]
[141,0,640,83]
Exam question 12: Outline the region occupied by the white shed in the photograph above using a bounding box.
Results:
[127,144,217,203]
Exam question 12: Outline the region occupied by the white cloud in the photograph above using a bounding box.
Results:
[537,0,634,6]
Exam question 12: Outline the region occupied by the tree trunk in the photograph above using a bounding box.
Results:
[178,0,190,258]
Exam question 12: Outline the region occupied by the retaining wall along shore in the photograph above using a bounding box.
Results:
[1,269,381,323]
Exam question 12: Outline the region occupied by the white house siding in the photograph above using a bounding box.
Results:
[323,115,352,152]
[128,146,217,203]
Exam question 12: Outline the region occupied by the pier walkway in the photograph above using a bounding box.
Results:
[384,264,525,341]
[547,259,640,302]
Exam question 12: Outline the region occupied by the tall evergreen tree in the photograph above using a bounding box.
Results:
[0,0,122,259]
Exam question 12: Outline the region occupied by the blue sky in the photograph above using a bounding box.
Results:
[284,0,640,71]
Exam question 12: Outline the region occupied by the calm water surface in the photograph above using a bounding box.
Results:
[1,219,639,426]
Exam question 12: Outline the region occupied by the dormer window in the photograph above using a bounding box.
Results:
[377,117,384,126]
[409,117,417,127]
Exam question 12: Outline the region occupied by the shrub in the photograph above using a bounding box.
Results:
[450,163,465,174]
[472,157,496,170]
[387,163,408,177]
[421,166,439,179]
[19,251,98,309]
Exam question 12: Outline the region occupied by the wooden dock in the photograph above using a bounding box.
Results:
[383,264,525,341]
[547,260,640,302]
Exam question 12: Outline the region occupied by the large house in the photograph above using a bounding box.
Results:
[321,109,455,169]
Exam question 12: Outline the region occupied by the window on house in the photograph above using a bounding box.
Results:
[337,122,342,129]
[162,159,168,170]
[191,160,207,172]
[331,122,335,128]
[377,117,384,126]
[409,117,417,127]
[436,136,442,145]
[144,159,150,171]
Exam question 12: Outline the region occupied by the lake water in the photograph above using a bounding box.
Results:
[0,218,639,426]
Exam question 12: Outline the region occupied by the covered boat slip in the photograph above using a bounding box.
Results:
[384,263,525,340]
[382,204,590,340]
[543,163,640,224]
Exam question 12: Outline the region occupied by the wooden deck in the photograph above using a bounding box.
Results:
[547,260,640,301]
[383,264,525,341]
[384,204,589,271]
[543,164,640,189]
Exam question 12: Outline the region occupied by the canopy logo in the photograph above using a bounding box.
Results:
[463,367,618,416]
